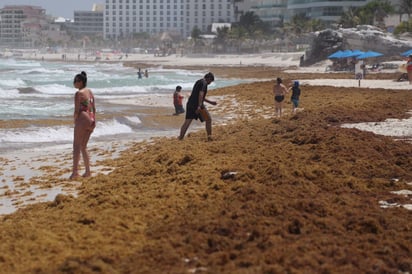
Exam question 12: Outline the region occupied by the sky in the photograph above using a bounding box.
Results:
[0,0,102,19]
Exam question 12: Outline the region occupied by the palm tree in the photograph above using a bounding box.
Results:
[284,14,310,37]
[214,26,230,53]
[339,7,361,28]
[238,11,262,34]
[339,0,394,28]
[191,26,201,40]
[190,26,203,53]
[399,0,412,20]
[394,18,412,34]
[229,26,247,53]
[307,19,325,32]
[359,0,394,26]
[281,15,324,53]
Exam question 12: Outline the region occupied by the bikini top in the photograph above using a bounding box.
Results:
[79,93,95,121]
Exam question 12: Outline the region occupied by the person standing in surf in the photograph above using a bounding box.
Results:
[173,85,185,115]
[70,71,96,179]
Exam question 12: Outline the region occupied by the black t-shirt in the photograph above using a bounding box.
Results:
[187,78,207,108]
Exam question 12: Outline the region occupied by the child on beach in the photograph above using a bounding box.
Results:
[70,71,96,179]
[288,80,301,114]
[173,85,185,115]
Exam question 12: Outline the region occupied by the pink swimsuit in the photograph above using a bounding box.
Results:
[80,94,95,123]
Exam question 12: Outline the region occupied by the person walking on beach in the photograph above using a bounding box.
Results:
[70,71,96,179]
[273,77,288,117]
[173,85,185,115]
[288,80,301,114]
[179,72,216,141]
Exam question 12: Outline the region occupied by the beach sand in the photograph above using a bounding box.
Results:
[21,51,304,68]
[0,56,412,273]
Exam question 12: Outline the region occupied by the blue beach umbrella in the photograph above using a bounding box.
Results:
[344,49,364,57]
[339,50,354,58]
[328,50,344,59]
[401,49,412,56]
[356,51,383,59]
[328,49,365,59]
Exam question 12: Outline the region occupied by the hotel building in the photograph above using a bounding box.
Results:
[0,5,47,47]
[103,0,236,39]
[287,0,367,22]
[72,4,104,36]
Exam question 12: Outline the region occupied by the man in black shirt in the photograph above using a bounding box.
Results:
[178,72,216,141]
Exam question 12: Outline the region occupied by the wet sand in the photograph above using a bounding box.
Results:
[0,66,412,273]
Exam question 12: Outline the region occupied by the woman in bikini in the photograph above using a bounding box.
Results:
[273,77,288,117]
[70,71,96,179]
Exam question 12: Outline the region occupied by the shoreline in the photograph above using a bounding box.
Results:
[13,51,304,68]
[1,58,412,215]
[0,57,412,273]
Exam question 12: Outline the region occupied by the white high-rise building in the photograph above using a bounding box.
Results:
[104,0,236,39]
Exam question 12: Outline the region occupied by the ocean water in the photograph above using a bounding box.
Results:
[0,58,246,152]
